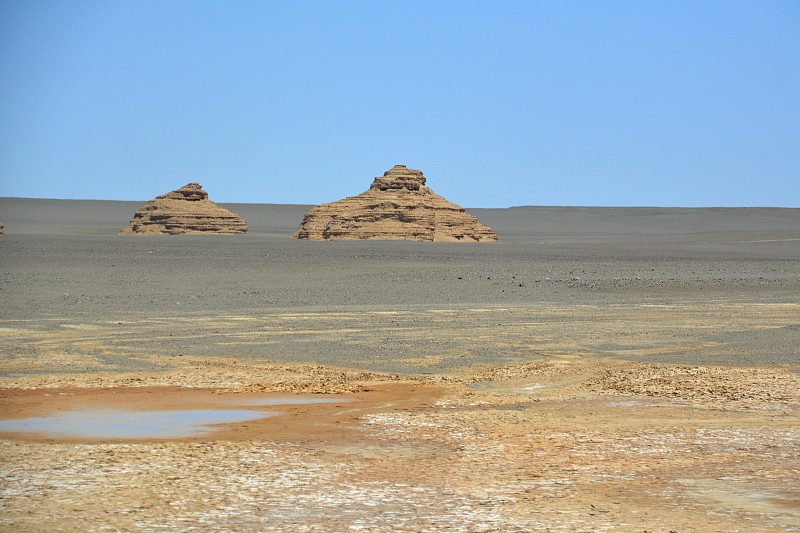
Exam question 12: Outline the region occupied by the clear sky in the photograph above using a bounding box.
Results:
[1,1,798,207]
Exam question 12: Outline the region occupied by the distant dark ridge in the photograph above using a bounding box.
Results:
[0,196,141,203]
[2,198,797,210]
[509,205,799,210]
[0,196,315,207]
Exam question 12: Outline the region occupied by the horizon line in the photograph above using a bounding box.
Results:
[1,195,799,210]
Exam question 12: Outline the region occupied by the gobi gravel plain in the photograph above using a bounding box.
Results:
[1,198,799,532]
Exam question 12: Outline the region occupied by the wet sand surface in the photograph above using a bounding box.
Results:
[0,198,799,531]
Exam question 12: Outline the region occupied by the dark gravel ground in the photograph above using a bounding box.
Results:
[1,198,798,373]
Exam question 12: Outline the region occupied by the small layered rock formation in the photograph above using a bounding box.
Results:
[0,223,4,235]
[120,183,247,235]
[293,165,497,242]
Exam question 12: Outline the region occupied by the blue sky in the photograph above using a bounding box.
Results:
[1,1,798,207]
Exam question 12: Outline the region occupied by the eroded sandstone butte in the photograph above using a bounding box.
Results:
[293,165,498,242]
[120,183,247,235]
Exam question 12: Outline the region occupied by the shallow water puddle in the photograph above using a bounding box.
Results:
[0,408,275,439]
[0,395,350,439]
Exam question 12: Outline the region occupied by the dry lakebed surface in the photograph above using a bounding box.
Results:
[0,197,799,532]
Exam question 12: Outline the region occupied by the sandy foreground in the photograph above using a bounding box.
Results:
[0,198,799,532]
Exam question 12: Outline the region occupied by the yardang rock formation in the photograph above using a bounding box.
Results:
[120,183,247,235]
[293,165,498,242]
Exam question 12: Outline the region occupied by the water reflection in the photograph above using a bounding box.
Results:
[0,409,274,439]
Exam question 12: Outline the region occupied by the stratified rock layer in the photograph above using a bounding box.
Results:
[120,183,247,235]
[293,165,497,242]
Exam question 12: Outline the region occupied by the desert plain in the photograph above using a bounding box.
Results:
[0,197,799,532]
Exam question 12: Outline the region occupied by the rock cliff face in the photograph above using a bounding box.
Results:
[293,165,497,242]
[120,183,247,235]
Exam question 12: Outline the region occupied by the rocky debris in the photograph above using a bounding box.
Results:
[585,361,800,408]
[0,223,4,234]
[293,165,498,241]
[120,183,247,235]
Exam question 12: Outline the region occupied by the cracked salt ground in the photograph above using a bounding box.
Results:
[2,360,799,531]
[0,398,657,532]
[0,441,531,532]
[362,400,800,531]
[358,413,638,532]
[2,402,798,532]
[364,412,489,441]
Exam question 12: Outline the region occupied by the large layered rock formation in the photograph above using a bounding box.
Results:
[120,183,247,235]
[293,165,498,242]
